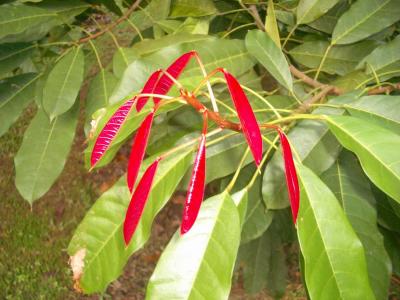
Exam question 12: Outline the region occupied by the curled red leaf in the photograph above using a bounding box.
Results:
[181,114,207,234]
[91,98,136,168]
[219,68,263,166]
[152,51,196,104]
[136,70,162,112]
[278,130,299,223]
[127,111,155,192]
[123,157,161,246]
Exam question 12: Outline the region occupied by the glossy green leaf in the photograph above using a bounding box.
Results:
[344,95,400,133]
[381,228,400,277]
[84,68,118,135]
[289,40,377,75]
[35,0,90,21]
[231,188,248,226]
[357,35,400,74]
[0,73,39,137]
[296,0,340,24]
[146,192,240,300]
[307,1,349,34]
[129,0,171,32]
[14,105,78,203]
[170,0,217,18]
[0,5,58,42]
[239,220,286,296]
[326,115,400,204]
[112,47,139,78]
[245,29,292,90]
[332,0,400,45]
[43,46,84,120]
[321,151,391,300]
[0,43,34,78]
[262,100,352,209]
[297,164,375,299]
[265,0,280,48]
[68,150,192,293]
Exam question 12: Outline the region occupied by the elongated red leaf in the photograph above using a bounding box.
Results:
[278,130,299,223]
[91,97,136,167]
[123,157,161,245]
[152,51,196,104]
[127,111,155,192]
[181,117,207,234]
[219,68,263,166]
[136,70,162,112]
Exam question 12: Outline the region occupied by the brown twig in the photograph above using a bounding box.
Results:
[367,83,400,95]
[77,0,142,44]
[296,85,335,114]
[248,5,265,31]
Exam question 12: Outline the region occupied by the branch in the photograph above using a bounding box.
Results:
[239,1,264,31]
[367,83,400,95]
[77,0,142,44]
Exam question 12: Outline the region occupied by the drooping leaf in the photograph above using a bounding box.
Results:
[42,46,84,120]
[357,35,400,74]
[14,104,78,203]
[68,150,192,293]
[170,0,217,18]
[265,0,280,48]
[296,0,341,24]
[0,73,39,137]
[297,164,375,299]
[0,5,58,42]
[289,40,377,76]
[0,42,34,78]
[127,111,155,192]
[326,115,400,204]
[221,69,263,165]
[112,47,139,78]
[124,157,160,245]
[321,151,391,300]
[245,29,292,90]
[146,192,240,300]
[332,0,400,45]
[344,95,400,133]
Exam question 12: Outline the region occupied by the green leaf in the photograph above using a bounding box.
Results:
[68,150,192,293]
[170,0,217,18]
[296,0,341,24]
[0,5,58,42]
[374,185,400,234]
[297,164,375,299]
[0,43,35,78]
[43,46,84,120]
[262,100,351,209]
[289,40,377,76]
[112,47,139,78]
[357,35,400,74]
[332,0,400,45]
[321,151,391,300]
[173,17,210,35]
[239,221,286,296]
[0,73,39,137]
[35,0,90,22]
[84,68,118,135]
[265,0,280,48]
[326,115,400,204]
[14,104,78,203]
[245,29,292,90]
[129,0,171,32]
[381,228,400,277]
[146,192,240,300]
[307,1,349,34]
[344,95,400,133]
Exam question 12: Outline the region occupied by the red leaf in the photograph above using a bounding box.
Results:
[219,69,263,166]
[91,98,136,168]
[152,51,196,104]
[127,111,154,192]
[278,130,299,223]
[181,116,207,234]
[136,70,162,112]
[123,157,161,245]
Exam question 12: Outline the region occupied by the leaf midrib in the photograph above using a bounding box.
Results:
[0,74,39,109]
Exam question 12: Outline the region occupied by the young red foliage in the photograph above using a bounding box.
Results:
[127,111,155,192]
[152,51,196,104]
[180,114,207,234]
[123,157,161,246]
[278,130,299,223]
[136,70,162,112]
[91,98,136,167]
[218,68,263,166]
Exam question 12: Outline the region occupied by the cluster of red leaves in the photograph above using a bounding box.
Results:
[90,51,299,246]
